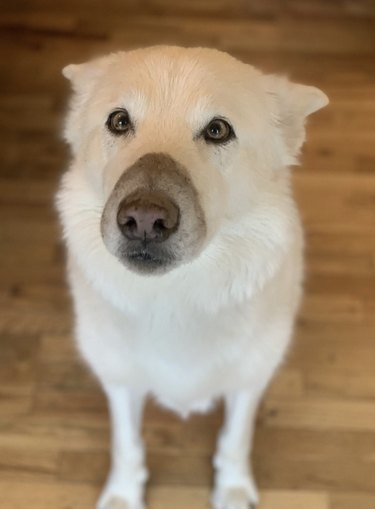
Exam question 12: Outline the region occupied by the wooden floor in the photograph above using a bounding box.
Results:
[1,1,375,508]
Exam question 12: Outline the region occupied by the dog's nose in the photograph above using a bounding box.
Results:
[117,192,179,242]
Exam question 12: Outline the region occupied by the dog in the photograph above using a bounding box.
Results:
[57,46,328,509]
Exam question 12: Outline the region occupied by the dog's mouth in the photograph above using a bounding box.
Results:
[124,246,175,274]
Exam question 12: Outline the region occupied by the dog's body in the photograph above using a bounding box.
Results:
[57,46,328,509]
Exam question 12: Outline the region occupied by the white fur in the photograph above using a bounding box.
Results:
[57,46,328,509]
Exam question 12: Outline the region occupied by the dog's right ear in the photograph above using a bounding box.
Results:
[61,57,112,151]
[62,56,112,93]
[62,64,80,80]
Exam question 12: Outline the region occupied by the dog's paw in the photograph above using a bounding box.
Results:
[98,493,145,509]
[212,471,259,509]
[97,481,146,509]
[212,486,258,509]
[97,463,147,509]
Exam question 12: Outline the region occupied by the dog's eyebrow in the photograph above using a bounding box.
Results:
[109,90,149,122]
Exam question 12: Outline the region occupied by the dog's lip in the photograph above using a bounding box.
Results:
[127,250,164,264]
[125,248,174,267]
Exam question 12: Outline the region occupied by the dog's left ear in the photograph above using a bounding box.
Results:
[263,74,329,161]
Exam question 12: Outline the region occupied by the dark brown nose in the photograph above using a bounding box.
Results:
[117,191,179,242]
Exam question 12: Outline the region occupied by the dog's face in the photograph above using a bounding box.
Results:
[62,46,328,275]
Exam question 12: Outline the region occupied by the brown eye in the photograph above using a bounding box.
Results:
[203,118,234,144]
[107,109,132,135]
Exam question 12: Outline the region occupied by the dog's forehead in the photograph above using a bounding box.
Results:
[96,48,265,124]
[107,47,248,87]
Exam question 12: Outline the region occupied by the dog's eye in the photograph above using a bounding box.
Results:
[106,109,132,135]
[203,118,234,144]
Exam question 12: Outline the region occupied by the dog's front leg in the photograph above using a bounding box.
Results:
[98,384,148,509]
[212,389,263,509]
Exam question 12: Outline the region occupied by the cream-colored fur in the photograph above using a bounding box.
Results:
[57,46,328,509]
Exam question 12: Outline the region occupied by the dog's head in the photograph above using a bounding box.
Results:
[61,46,328,276]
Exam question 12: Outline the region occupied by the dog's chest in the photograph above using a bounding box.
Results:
[117,297,257,407]
[131,303,238,365]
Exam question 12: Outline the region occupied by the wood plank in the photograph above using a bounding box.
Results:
[330,492,375,509]
[0,480,331,509]
[261,397,375,432]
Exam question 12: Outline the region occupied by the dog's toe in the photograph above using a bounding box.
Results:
[212,486,258,509]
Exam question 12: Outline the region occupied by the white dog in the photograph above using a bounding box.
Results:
[57,46,328,509]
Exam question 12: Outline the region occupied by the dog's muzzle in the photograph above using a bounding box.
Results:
[101,153,206,274]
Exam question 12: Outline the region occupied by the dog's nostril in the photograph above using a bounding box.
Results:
[122,216,138,236]
[153,218,166,232]
[125,217,137,228]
